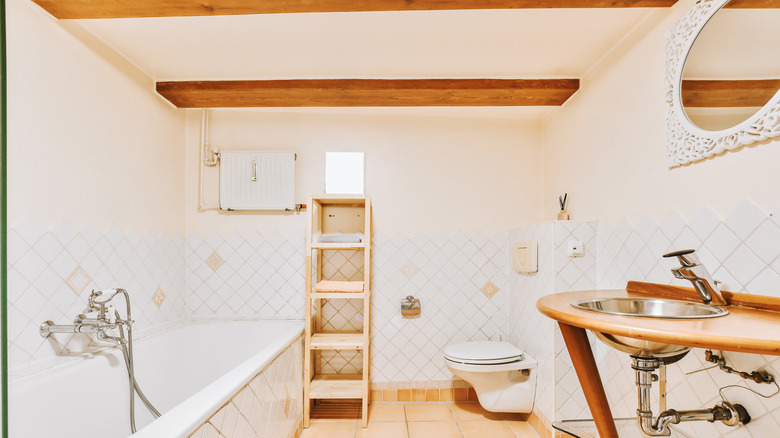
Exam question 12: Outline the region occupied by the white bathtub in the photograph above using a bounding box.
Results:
[10,319,304,438]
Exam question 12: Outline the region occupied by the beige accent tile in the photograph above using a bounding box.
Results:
[371,390,383,402]
[440,388,454,402]
[206,251,225,271]
[481,281,499,298]
[66,266,91,295]
[448,402,502,421]
[367,403,406,422]
[397,389,411,402]
[382,390,397,402]
[425,389,439,402]
[454,388,469,401]
[404,403,454,422]
[408,421,461,438]
[153,287,166,307]
[300,421,357,438]
[412,389,426,402]
[459,420,515,438]
[356,421,409,438]
[506,420,541,437]
[468,388,478,401]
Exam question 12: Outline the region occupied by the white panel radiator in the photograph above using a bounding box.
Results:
[219,151,295,210]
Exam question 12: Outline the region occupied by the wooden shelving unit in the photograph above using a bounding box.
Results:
[304,194,371,428]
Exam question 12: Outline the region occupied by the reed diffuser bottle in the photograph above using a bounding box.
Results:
[557,193,570,220]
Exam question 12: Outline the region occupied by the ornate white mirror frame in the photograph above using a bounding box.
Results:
[665,0,780,168]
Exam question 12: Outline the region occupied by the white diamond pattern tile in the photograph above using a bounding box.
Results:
[8,218,187,373]
[591,202,780,437]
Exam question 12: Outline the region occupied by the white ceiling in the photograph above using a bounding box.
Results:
[72,8,659,117]
[77,9,652,81]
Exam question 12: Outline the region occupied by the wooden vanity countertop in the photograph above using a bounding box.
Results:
[536,281,780,356]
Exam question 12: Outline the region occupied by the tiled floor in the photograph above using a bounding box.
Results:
[300,402,541,438]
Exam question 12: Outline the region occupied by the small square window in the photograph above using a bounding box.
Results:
[325,152,364,194]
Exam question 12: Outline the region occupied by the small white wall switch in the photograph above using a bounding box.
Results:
[567,240,585,257]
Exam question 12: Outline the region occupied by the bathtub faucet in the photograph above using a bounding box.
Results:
[40,289,134,343]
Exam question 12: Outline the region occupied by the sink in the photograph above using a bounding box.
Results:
[571,297,728,319]
[570,297,728,359]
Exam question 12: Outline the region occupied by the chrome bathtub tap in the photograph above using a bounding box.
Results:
[39,288,159,433]
[40,289,133,341]
[663,249,727,306]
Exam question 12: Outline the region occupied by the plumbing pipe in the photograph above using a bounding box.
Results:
[632,356,750,436]
[199,108,220,210]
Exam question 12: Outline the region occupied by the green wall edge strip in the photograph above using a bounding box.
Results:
[1,0,8,436]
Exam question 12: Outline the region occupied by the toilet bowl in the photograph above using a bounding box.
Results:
[444,341,537,413]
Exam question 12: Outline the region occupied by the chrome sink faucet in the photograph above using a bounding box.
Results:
[663,250,727,306]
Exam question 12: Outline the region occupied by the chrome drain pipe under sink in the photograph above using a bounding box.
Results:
[632,356,750,436]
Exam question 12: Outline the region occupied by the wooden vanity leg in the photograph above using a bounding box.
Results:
[558,322,619,438]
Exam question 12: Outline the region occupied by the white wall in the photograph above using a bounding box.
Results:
[7,0,185,234]
[185,109,545,238]
[5,0,187,373]
[543,0,780,224]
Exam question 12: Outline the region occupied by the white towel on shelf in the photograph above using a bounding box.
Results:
[318,232,363,243]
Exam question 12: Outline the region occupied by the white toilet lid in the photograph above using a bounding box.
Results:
[444,341,524,364]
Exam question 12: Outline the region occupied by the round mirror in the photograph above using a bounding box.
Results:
[665,0,780,167]
[681,5,780,131]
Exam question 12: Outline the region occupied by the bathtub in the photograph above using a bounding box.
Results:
[10,319,304,438]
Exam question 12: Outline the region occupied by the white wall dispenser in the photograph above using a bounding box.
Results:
[513,240,538,274]
[219,150,295,211]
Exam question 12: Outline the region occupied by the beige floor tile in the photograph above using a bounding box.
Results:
[459,420,515,438]
[355,421,409,438]
[300,421,357,438]
[500,412,529,421]
[404,403,455,422]
[448,402,503,421]
[367,403,406,422]
[408,421,462,438]
[505,420,541,437]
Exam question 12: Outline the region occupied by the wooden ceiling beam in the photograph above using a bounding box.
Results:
[156,79,580,108]
[33,0,678,19]
[724,0,780,8]
[682,79,780,107]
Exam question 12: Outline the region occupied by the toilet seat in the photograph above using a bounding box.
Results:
[444,341,525,365]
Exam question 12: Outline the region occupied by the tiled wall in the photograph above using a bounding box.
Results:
[591,201,780,438]
[6,215,187,375]
[506,221,597,429]
[188,230,509,384]
[188,336,303,438]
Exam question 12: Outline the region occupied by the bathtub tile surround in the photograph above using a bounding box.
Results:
[7,215,187,375]
[189,337,303,438]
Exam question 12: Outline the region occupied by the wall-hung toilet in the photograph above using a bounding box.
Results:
[444,341,537,413]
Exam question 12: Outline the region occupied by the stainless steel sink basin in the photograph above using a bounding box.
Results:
[570,297,728,359]
[571,297,728,319]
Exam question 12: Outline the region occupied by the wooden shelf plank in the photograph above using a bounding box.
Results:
[311,333,364,350]
[155,79,580,108]
[310,375,364,399]
[311,194,366,205]
[32,0,681,20]
[311,242,365,250]
[316,280,364,293]
[311,292,366,299]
